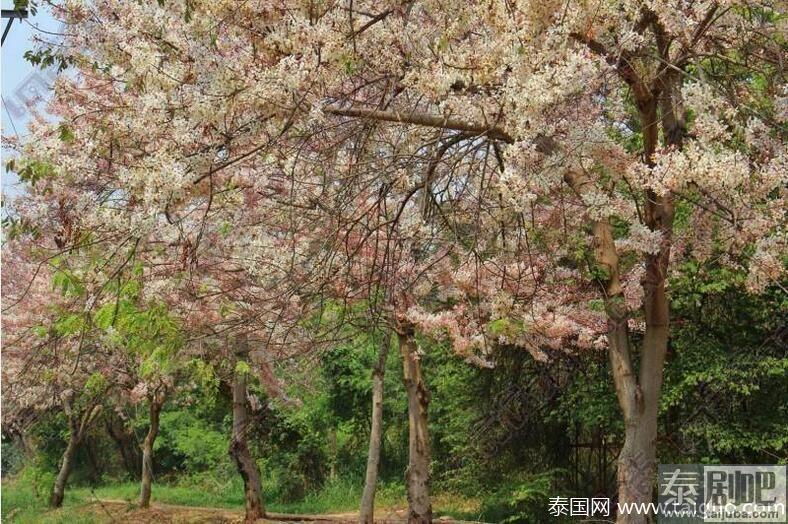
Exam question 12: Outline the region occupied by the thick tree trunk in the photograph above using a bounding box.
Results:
[230,338,265,522]
[359,334,391,524]
[139,395,164,509]
[612,288,669,523]
[50,431,79,508]
[399,333,432,524]
[616,411,661,522]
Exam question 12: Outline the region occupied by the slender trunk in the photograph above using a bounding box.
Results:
[577,182,662,521]
[399,333,431,524]
[139,396,163,509]
[607,300,655,524]
[359,334,391,524]
[230,338,265,522]
[615,218,671,523]
[49,431,79,508]
[569,164,659,519]
[50,404,100,508]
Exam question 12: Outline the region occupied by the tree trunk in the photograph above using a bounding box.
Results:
[604,89,674,522]
[359,334,391,524]
[50,430,79,508]
[399,333,432,524]
[574,180,663,521]
[230,338,265,522]
[613,87,674,521]
[50,403,101,508]
[328,428,338,479]
[612,285,669,523]
[139,395,164,509]
[606,244,671,523]
[569,170,660,520]
[616,413,660,523]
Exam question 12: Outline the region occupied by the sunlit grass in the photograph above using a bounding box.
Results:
[1,472,411,522]
[2,469,487,523]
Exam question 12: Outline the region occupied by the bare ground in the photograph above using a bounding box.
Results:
[72,499,482,523]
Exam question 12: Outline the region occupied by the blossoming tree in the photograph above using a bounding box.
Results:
[1,235,110,508]
[10,1,786,522]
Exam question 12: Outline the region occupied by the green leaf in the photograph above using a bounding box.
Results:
[54,313,84,335]
[235,361,252,376]
[58,124,75,143]
[94,303,116,329]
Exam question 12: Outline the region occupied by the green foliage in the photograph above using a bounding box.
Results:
[660,265,788,463]
[490,471,565,524]
[12,0,33,13]
[52,313,85,336]
[5,158,56,187]
[488,318,526,337]
[1,437,27,477]
[84,373,108,396]
[549,354,620,433]
[154,410,231,472]
[57,124,75,144]
[98,291,184,380]
[23,48,74,73]
[186,359,220,405]
[234,360,251,376]
[52,269,85,298]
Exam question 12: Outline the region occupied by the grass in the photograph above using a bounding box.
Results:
[1,473,404,523]
[1,469,486,523]
[0,473,97,524]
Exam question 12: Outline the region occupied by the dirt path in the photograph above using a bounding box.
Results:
[81,499,481,523]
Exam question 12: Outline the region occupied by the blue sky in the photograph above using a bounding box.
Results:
[2,1,60,196]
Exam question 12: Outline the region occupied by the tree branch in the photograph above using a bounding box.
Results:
[323,105,514,143]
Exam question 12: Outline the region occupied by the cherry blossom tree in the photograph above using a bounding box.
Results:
[10,2,785,523]
[273,122,516,521]
[98,296,184,508]
[1,236,109,508]
[2,163,187,509]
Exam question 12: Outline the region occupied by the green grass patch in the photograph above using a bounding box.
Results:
[3,469,483,522]
[1,469,95,524]
[1,469,411,522]
[268,477,406,514]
